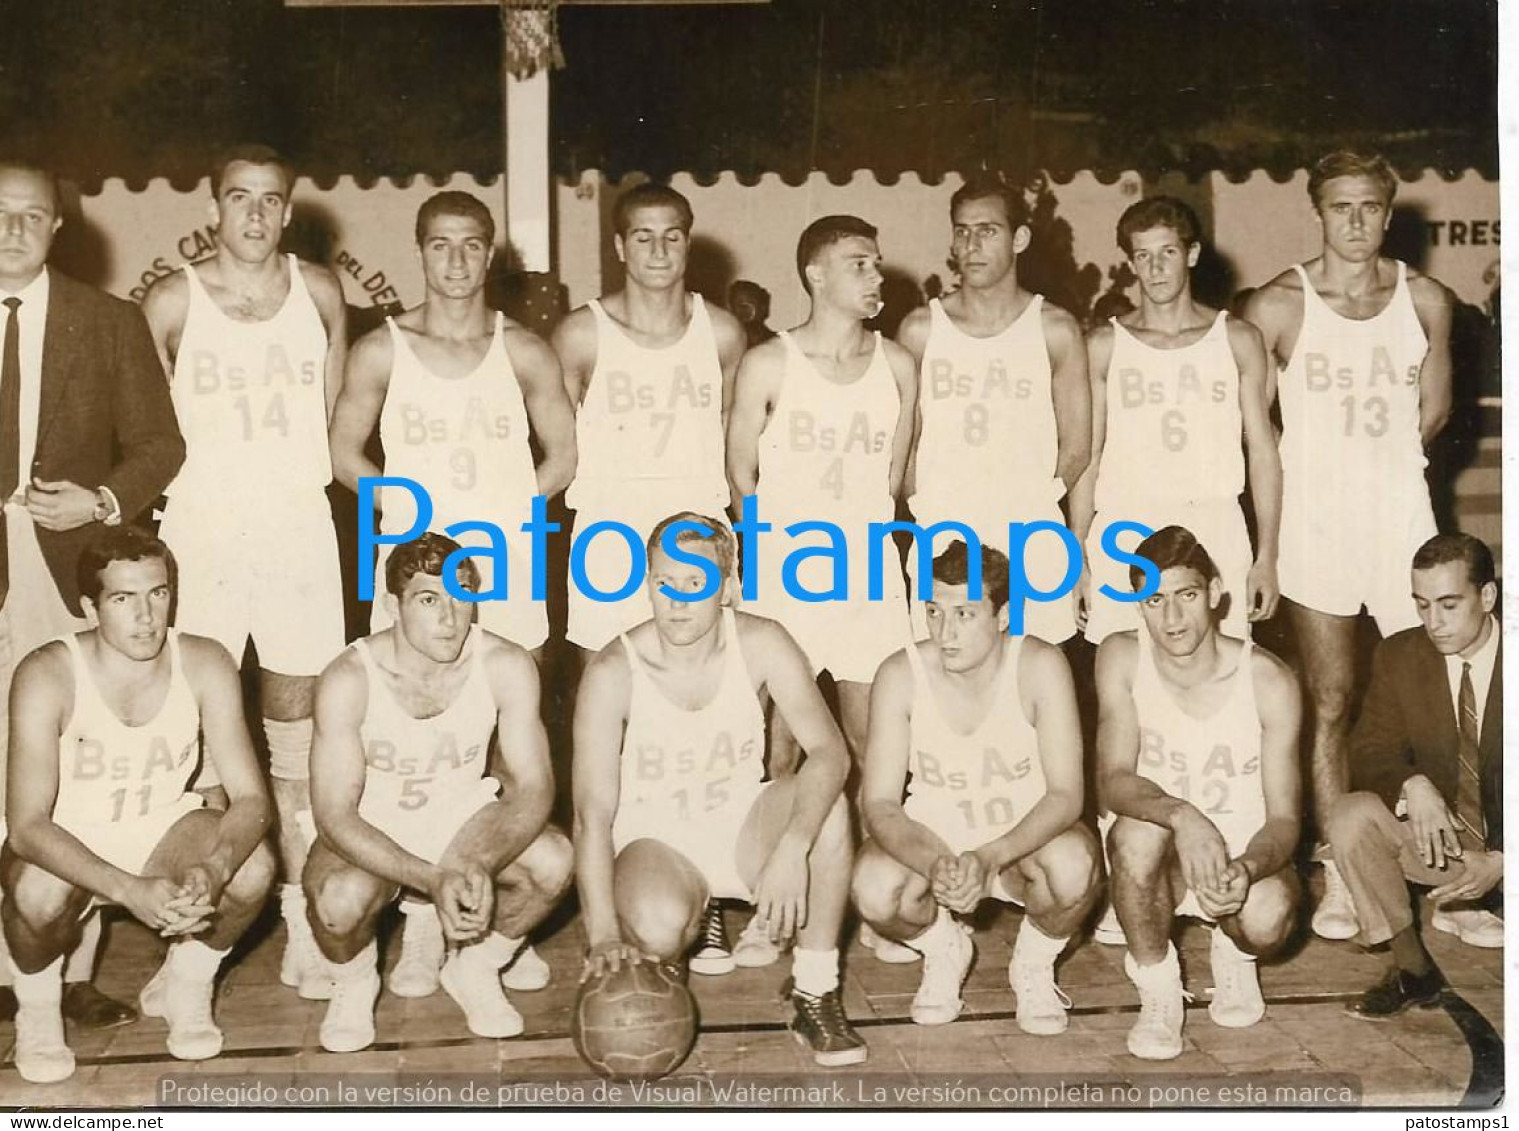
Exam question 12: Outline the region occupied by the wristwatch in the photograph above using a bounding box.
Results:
[92,486,122,526]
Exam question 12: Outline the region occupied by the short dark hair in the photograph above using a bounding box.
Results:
[77,526,177,605]
[384,533,480,598]
[950,172,1031,230]
[796,214,878,291]
[210,144,296,199]
[1412,532,1495,590]
[647,512,735,581]
[0,156,62,215]
[1128,525,1219,591]
[1116,196,1201,256]
[414,190,495,248]
[931,540,1011,612]
[613,183,693,237]
[1307,151,1397,211]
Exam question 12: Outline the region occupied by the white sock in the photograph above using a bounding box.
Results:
[11,956,65,1005]
[790,947,840,997]
[169,939,229,980]
[400,901,439,923]
[1016,920,1071,963]
[458,932,523,970]
[908,907,958,953]
[63,911,101,984]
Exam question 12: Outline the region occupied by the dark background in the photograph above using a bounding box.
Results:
[0,0,1499,189]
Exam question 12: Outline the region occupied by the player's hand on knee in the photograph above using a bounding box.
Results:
[1430,849,1502,906]
[432,868,491,942]
[1172,807,1230,895]
[1404,777,1458,870]
[942,852,987,914]
[1246,560,1280,622]
[581,939,645,983]
[122,876,210,936]
[1196,861,1249,918]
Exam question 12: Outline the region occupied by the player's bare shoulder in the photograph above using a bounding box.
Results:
[1224,312,1267,356]
[499,316,561,373]
[175,633,240,679]
[1039,297,1084,345]
[1403,267,1455,316]
[1248,641,1302,712]
[139,268,192,350]
[477,628,539,689]
[732,609,809,679]
[346,316,398,378]
[297,259,347,314]
[706,301,747,350]
[1094,628,1140,683]
[895,304,933,356]
[12,638,75,700]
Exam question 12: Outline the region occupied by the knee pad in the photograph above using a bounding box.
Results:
[266,717,314,781]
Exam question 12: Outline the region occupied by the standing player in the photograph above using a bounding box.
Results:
[2,528,273,1083]
[574,514,866,1066]
[553,184,746,655]
[328,190,575,995]
[727,215,917,764]
[142,145,346,1001]
[852,542,1100,1034]
[303,534,572,1053]
[1241,152,1453,940]
[897,174,1090,645]
[1097,527,1301,1060]
[1070,196,1281,645]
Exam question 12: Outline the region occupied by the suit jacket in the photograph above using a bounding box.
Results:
[1351,625,1503,853]
[24,269,185,615]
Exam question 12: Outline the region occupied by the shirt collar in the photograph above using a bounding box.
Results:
[1,265,50,307]
[1446,614,1500,676]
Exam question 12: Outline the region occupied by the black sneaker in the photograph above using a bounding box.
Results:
[690,900,735,976]
[786,980,868,1067]
[1345,966,1445,1021]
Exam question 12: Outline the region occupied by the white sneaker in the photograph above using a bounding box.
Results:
[733,915,786,968]
[1431,907,1505,949]
[1207,928,1265,1029]
[440,949,525,1039]
[1311,858,1360,941]
[690,900,736,976]
[1093,902,1127,946]
[910,917,974,1026]
[861,922,922,965]
[1009,928,1072,1036]
[139,951,223,1060]
[319,969,381,1054]
[388,904,445,998]
[280,888,333,1001]
[1124,947,1187,1060]
[14,998,74,1084]
[500,945,552,992]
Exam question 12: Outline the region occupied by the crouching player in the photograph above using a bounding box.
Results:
[2,528,275,1082]
[303,534,572,1052]
[852,542,1101,1034]
[1098,526,1301,1060]
[574,514,866,1066]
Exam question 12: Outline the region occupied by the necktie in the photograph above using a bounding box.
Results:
[0,295,21,601]
[1455,661,1486,841]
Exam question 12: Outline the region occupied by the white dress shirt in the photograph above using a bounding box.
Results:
[1445,614,1500,739]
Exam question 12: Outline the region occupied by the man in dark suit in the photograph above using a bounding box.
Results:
[0,158,186,1027]
[1328,532,1502,1020]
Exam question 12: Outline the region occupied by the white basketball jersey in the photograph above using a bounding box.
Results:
[912,296,1061,523]
[568,295,728,515]
[352,628,496,827]
[167,255,331,498]
[757,331,899,523]
[610,609,766,845]
[377,313,539,535]
[1278,262,1429,491]
[1095,312,1244,512]
[901,637,1048,855]
[1132,631,1265,856]
[53,631,200,829]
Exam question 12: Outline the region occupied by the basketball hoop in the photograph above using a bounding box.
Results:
[501,0,566,80]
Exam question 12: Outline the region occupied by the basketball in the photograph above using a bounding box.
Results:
[571,961,698,1080]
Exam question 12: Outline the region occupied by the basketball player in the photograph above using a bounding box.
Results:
[303,533,572,1053]
[2,528,274,1083]
[1241,151,1453,940]
[1097,526,1301,1060]
[897,173,1090,645]
[142,145,346,1000]
[553,183,746,656]
[1070,196,1281,645]
[853,541,1101,1034]
[575,514,866,1066]
[726,215,917,764]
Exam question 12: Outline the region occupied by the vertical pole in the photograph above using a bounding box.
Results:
[502,30,552,273]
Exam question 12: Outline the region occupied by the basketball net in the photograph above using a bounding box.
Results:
[500,0,566,80]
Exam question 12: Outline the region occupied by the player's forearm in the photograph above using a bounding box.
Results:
[332,447,383,495]
[1068,475,1098,546]
[864,802,952,880]
[472,779,554,872]
[323,812,439,894]
[534,445,577,499]
[9,820,136,907]
[1420,399,1451,446]
[782,747,849,850]
[571,816,621,947]
[1246,450,1283,560]
[1101,769,1193,830]
[1055,443,1090,497]
[1238,817,1298,883]
[978,789,1082,873]
[727,457,759,499]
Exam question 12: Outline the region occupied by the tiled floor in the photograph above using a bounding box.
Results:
[0,869,1502,1111]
